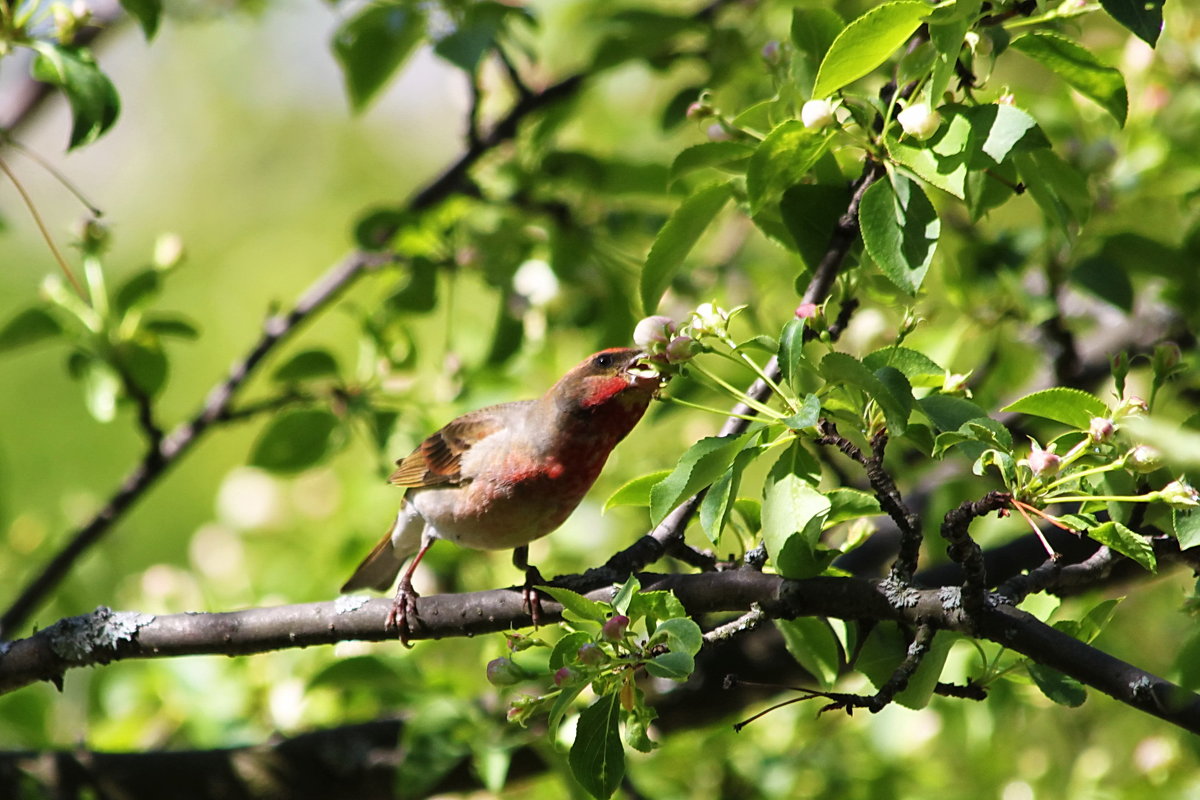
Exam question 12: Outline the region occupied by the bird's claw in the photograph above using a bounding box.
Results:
[385,578,421,648]
[521,565,546,628]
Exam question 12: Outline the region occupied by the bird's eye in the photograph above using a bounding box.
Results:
[594,353,614,368]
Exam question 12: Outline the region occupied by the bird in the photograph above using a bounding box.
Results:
[341,347,662,644]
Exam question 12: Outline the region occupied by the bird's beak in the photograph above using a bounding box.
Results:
[624,351,667,387]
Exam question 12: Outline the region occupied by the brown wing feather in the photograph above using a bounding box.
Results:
[388,403,525,488]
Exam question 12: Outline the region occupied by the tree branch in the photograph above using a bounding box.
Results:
[4,570,1199,734]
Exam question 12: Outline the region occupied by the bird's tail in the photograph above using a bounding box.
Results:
[340,503,424,593]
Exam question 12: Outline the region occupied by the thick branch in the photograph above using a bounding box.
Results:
[4,571,1199,734]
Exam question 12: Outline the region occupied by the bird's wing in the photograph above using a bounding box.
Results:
[388,402,525,487]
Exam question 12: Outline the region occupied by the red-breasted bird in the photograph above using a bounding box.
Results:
[341,347,661,643]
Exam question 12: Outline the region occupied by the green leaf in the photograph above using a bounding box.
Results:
[1089,521,1156,572]
[542,587,610,624]
[778,318,810,392]
[820,352,912,434]
[388,258,439,312]
[0,308,62,354]
[779,183,850,270]
[1174,508,1200,551]
[605,470,672,511]
[812,1,930,99]
[119,339,168,397]
[654,617,703,656]
[114,269,162,315]
[627,590,686,625]
[649,433,750,526]
[1026,662,1087,707]
[272,349,341,383]
[640,182,732,314]
[142,314,200,340]
[1099,0,1164,47]
[918,394,989,432]
[745,122,832,214]
[669,142,755,186]
[762,472,832,578]
[29,43,120,149]
[119,0,163,38]
[548,683,587,738]
[1014,149,1091,232]
[570,693,625,800]
[250,408,340,474]
[644,650,694,680]
[433,2,512,71]
[775,617,841,689]
[699,459,741,546]
[860,173,939,295]
[611,576,639,616]
[1012,31,1128,125]
[855,624,953,709]
[1071,254,1134,311]
[824,488,882,526]
[782,393,822,431]
[927,0,981,102]
[332,2,426,111]
[863,346,944,384]
[791,7,843,91]
[1001,387,1107,429]
[550,631,593,671]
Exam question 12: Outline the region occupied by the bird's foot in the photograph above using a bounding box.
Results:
[385,578,421,648]
[521,564,547,628]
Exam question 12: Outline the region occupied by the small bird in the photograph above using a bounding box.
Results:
[341,347,661,643]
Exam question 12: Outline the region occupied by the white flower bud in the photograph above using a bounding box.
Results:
[1159,480,1200,510]
[801,99,835,130]
[633,315,676,350]
[897,102,943,141]
[690,302,730,338]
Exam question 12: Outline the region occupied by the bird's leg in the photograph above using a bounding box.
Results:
[387,536,435,647]
[512,545,546,627]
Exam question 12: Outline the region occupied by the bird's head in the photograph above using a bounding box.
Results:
[546,347,663,418]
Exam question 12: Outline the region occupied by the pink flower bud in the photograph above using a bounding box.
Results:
[601,615,630,642]
[554,666,578,687]
[1089,417,1115,443]
[706,123,732,142]
[664,335,698,364]
[686,101,712,120]
[761,41,781,62]
[1026,447,1062,478]
[794,302,819,319]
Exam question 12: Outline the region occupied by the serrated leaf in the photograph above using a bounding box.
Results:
[1026,662,1087,707]
[1089,521,1156,572]
[1174,508,1200,550]
[1001,387,1107,429]
[1099,0,1163,47]
[611,576,639,616]
[927,0,980,102]
[250,408,340,473]
[272,349,341,383]
[812,1,929,98]
[654,617,703,655]
[0,307,62,354]
[824,488,882,526]
[332,2,426,111]
[640,182,732,314]
[645,650,694,680]
[775,617,841,689]
[29,43,120,149]
[627,590,687,624]
[548,683,587,738]
[919,394,990,432]
[1012,31,1128,125]
[745,122,832,214]
[860,173,939,295]
[542,587,610,624]
[863,346,944,383]
[649,433,750,526]
[570,693,624,800]
[820,351,912,434]
[778,318,810,392]
[605,470,671,511]
[782,393,822,431]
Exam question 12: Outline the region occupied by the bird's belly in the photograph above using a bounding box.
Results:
[410,468,595,551]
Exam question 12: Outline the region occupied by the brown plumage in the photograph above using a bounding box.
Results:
[341,347,661,643]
